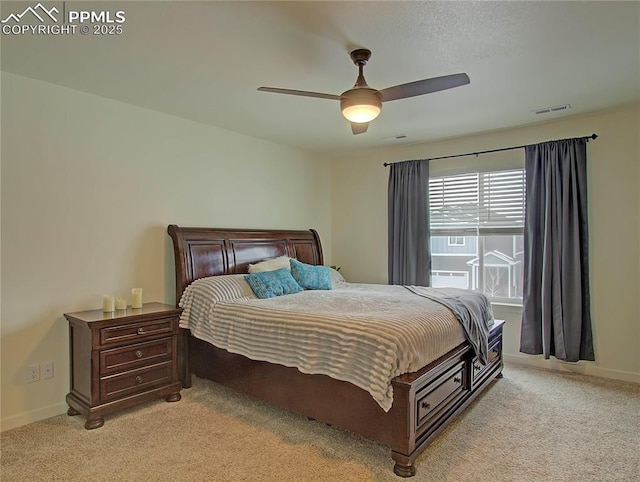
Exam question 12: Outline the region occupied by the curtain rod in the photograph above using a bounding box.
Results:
[382,133,598,167]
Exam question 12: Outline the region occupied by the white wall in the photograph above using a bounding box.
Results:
[331,103,640,383]
[0,72,332,430]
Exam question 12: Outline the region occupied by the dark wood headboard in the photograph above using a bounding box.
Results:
[167,225,324,303]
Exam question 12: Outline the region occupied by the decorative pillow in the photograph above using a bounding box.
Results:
[245,268,303,299]
[248,255,291,274]
[328,268,346,287]
[290,259,332,290]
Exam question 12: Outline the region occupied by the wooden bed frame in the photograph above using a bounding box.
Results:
[168,224,504,477]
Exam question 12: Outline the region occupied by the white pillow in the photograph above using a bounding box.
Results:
[329,268,346,286]
[248,255,291,274]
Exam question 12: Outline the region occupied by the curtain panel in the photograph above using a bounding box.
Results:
[520,138,595,361]
[387,159,430,286]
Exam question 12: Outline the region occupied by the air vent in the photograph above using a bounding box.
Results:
[533,104,571,115]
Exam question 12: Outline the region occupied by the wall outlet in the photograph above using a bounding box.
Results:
[26,364,40,383]
[43,361,54,379]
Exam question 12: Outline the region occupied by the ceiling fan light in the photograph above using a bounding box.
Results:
[340,88,382,123]
[342,104,381,123]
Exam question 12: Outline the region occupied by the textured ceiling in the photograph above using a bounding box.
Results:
[2,1,639,155]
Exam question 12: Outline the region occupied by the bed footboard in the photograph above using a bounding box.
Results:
[389,320,504,476]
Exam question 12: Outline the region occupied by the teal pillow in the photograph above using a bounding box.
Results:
[290,259,332,290]
[245,268,302,299]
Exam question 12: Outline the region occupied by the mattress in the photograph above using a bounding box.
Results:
[179,276,492,411]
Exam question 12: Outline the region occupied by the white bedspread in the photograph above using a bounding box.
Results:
[179,279,468,411]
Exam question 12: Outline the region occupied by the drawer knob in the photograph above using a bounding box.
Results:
[137,327,144,335]
[135,376,143,384]
[474,364,481,371]
[421,401,431,410]
[454,377,461,384]
[135,350,143,358]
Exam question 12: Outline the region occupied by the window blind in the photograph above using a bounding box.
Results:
[429,168,525,235]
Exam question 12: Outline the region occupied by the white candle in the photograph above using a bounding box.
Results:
[131,288,143,308]
[102,295,115,312]
[115,296,127,310]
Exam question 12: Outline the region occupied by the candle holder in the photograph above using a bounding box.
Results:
[102,295,115,313]
[131,288,143,309]
[115,296,127,311]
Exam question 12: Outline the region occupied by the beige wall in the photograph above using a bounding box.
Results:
[2,70,638,431]
[331,103,640,382]
[0,72,332,430]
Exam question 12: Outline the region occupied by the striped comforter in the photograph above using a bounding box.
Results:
[179,277,470,412]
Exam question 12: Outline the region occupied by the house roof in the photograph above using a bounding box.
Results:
[466,250,520,267]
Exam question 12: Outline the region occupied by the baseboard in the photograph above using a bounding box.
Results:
[504,353,640,384]
[0,402,68,432]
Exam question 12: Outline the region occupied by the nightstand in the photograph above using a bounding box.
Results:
[64,302,182,429]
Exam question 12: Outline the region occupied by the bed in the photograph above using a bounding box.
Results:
[168,224,504,477]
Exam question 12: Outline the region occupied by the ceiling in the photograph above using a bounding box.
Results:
[2,1,639,156]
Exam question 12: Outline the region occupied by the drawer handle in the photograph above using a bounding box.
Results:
[421,401,431,410]
[454,377,461,384]
[137,327,144,335]
[135,350,143,358]
[135,376,143,384]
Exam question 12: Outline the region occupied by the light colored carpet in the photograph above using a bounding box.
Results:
[1,364,638,481]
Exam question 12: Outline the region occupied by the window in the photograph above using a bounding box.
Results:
[429,168,525,304]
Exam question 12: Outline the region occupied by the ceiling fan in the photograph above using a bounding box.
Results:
[258,49,470,135]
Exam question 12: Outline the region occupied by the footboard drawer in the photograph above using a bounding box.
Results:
[415,361,467,430]
[471,338,502,389]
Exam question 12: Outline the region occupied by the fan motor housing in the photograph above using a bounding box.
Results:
[340,87,381,109]
[340,87,382,123]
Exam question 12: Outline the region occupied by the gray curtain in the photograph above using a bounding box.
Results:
[387,160,430,286]
[520,138,595,361]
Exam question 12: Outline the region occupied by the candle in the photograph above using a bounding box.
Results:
[102,295,115,313]
[115,296,127,310]
[131,288,143,308]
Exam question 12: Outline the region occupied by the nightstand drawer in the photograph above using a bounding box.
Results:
[100,362,173,402]
[99,317,176,347]
[100,338,173,375]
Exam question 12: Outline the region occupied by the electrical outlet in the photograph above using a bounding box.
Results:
[26,364,40,383]
[43,361,54,379]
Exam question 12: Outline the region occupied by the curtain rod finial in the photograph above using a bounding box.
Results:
[591,133,598,140]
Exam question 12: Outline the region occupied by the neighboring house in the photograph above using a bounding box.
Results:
[466,249,522,299]
[431,235,524,300]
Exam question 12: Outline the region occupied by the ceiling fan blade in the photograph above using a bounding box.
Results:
[351,122,369,135]
[378,73,470,102]
[258,87,341,101]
